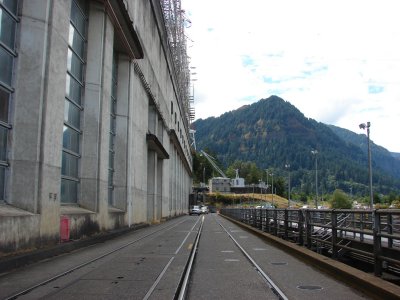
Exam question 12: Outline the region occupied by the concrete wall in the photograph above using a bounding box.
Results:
[0,0,193,253]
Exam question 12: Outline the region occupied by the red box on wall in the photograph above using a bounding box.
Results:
[60,216,70,242]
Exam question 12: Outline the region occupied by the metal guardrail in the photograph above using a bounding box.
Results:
[220,208,400,277]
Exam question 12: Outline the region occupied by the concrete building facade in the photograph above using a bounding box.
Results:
[0,0,192,253]
[209,178,231,194]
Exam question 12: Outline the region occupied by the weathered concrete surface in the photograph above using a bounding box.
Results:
[1,0,192,253]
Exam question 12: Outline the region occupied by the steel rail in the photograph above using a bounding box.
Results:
[4,218,189,300]
[214,215,289,300]
[176,215,204,300]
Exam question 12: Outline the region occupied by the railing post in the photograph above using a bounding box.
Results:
[298,210,304,246]
[261,209,266,231]
[388,213,393,248]
[331,210,338,259]
[284,209,289,239]
[305,210,312,249]
[360,212,364,242]
[273,209,278,236]
[373,210,382,276]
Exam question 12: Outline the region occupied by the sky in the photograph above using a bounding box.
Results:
[182,0,400,153]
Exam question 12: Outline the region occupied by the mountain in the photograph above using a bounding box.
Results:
[391,152,400,161]
[193,96,400,195]
[327,125,400,179]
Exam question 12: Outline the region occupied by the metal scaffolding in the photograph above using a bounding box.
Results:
[159,0,194,128]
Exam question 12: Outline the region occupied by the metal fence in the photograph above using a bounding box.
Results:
[220,208,400,277]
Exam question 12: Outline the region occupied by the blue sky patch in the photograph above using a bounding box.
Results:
[263,76,281,84]
[302,65,328,77]
[368,85,384,94]
[241,55,254,67]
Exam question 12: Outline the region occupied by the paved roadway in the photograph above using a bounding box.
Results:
[0,214,372,299]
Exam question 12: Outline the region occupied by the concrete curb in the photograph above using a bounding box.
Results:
[220,214,400,300]
[0,223,149,274]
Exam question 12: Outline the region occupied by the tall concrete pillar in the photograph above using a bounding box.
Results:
[114,55,130,211]
[80,2,114,221]
[157,157,163,220]
[9,0,70,242]
[147,150,156,222]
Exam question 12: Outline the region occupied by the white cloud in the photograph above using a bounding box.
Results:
[183,0,400,152]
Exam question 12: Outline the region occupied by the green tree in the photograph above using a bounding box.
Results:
[330,189,352,209]
[274,176,286,197]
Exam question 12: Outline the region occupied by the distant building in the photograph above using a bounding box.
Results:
[0,0,193,253]
[230,169,245,187]
[209,177,231,193]
[231,177,245,187]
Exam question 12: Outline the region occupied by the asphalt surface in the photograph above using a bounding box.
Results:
[0,213,394,299]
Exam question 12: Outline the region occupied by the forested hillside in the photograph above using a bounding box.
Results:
[193,96,400,196]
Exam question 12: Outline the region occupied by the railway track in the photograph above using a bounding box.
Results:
[3,217,201,300]
[2,214,388,299]
[213,215,288,300]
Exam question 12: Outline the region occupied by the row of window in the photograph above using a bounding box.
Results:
[1,0,185,207]
[61,0,87,204]
[170,100,190,160]
[0,0,19,201]
[108,55,118,206]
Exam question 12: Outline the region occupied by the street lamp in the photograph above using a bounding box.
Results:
[359,122,373,209]
[311,150,318,209]
[270,173,274,207]
[285,164,291,208]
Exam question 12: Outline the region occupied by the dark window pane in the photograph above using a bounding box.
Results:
[109,151,114,170]
[62,125,79,153]
[109,133,114,149]
[0,166,4,200]
[70,0,85,35]
[111,83,117,99]
[0,125,7,161]
[67,48,83,82]
[64,99,80,128]
[61,178,78,203]
[0,7,17,49]
[1,0,18,15]
[108,171,113,187]
[0,46,13,86]
[108,188,113,206]
[68,24,84,58]
[65,74,82,105]
[110,116,116,134]
[61,151,79,178]
[0,88,9,122]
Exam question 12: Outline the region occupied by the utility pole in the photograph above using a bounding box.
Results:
[270,173,274,207]
[359,122,373,209]
[285,164,290,208]
[311,150,318,209]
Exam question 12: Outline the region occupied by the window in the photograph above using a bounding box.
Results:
[0,0,18,201]
[61,0,87,204]
[108,54,117,206]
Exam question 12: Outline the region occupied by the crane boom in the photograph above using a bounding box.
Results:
[200,150,227,178]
